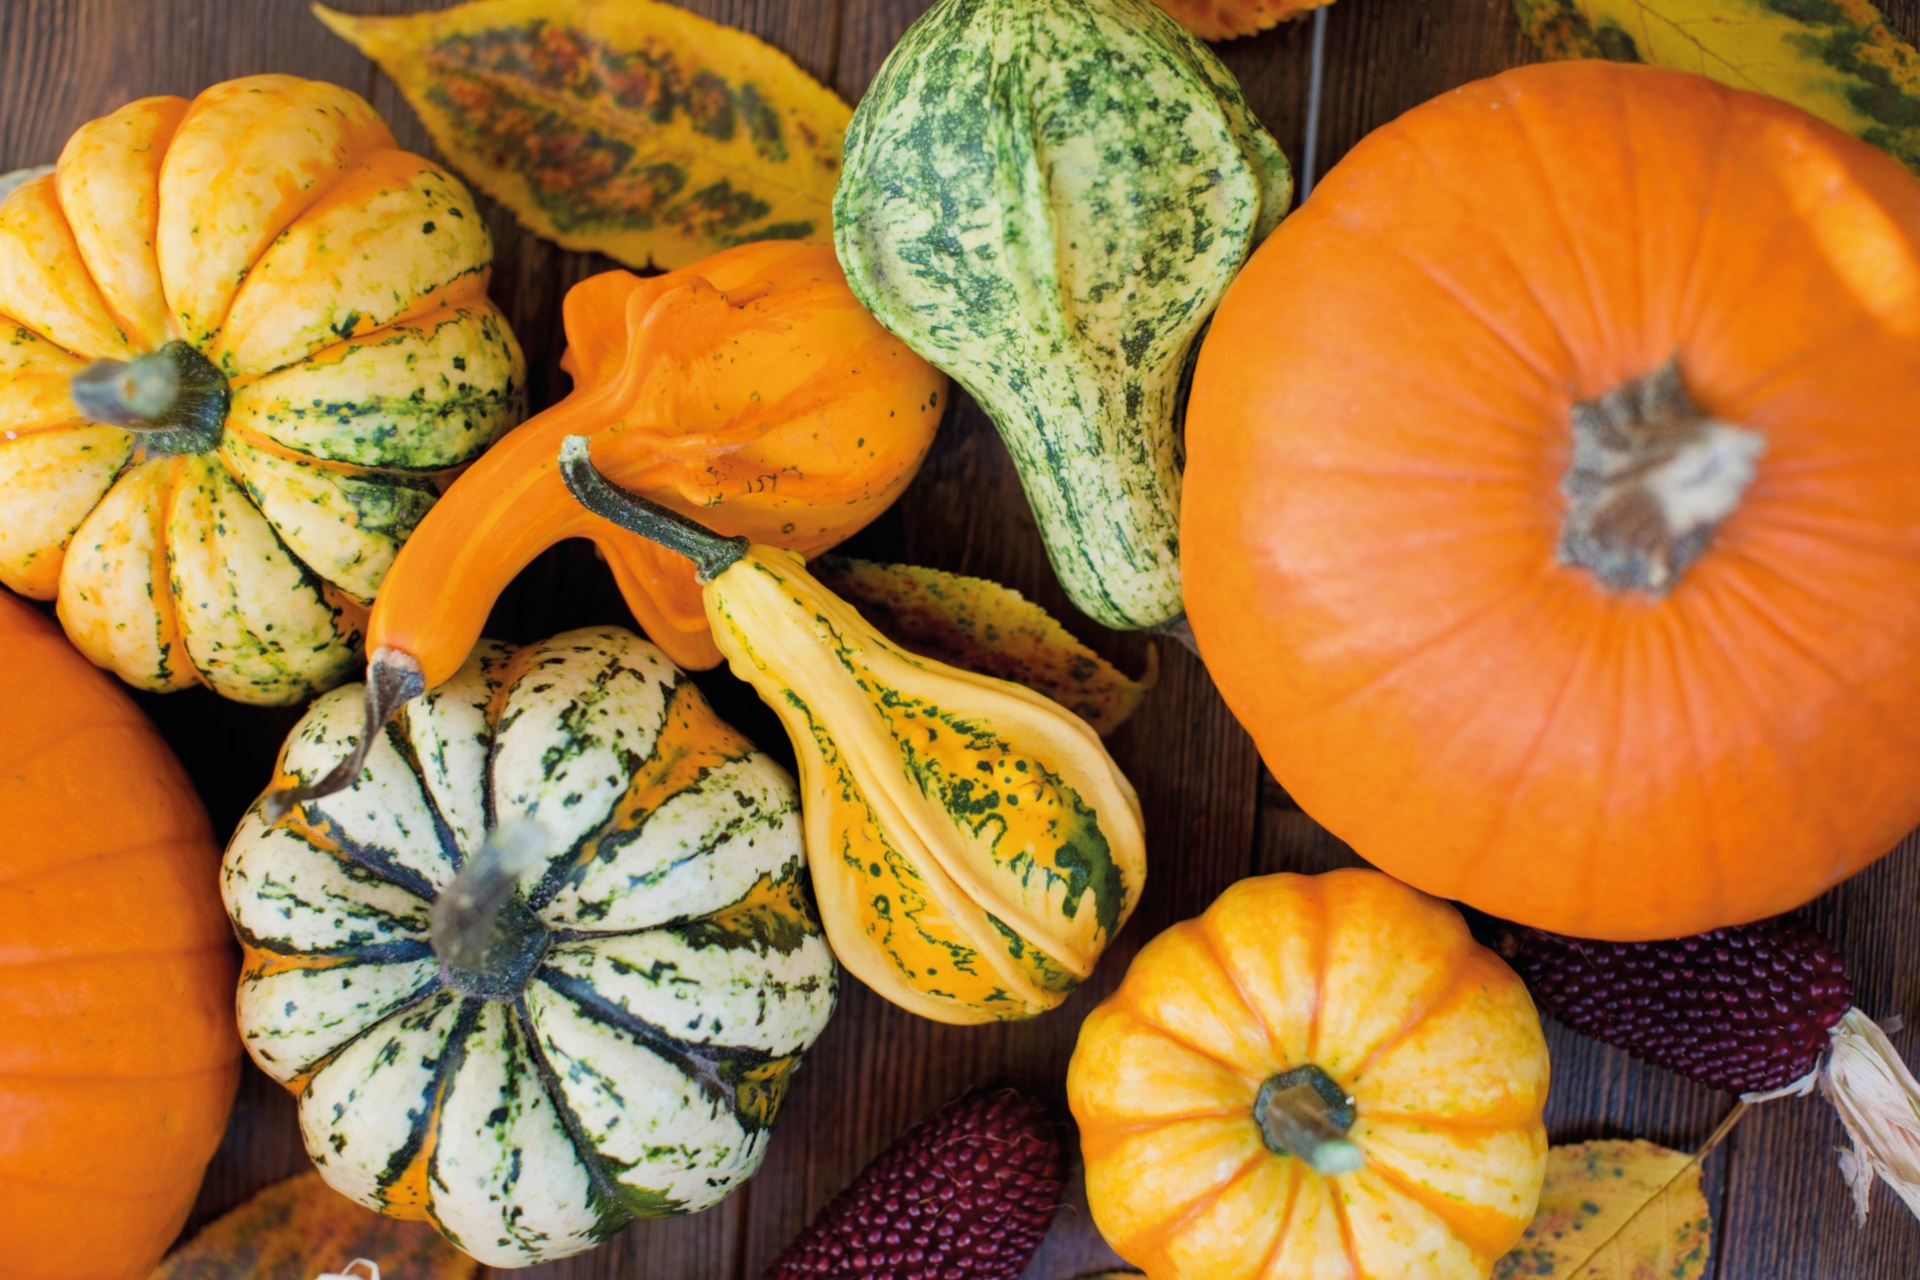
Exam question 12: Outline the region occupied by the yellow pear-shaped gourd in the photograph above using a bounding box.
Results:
[557,435,1146,1023]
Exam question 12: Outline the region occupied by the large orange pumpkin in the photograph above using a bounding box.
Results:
[1183,61,1920,940]
[0,590,241,1278]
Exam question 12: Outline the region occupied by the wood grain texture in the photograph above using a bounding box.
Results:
[1,0,1918,1277]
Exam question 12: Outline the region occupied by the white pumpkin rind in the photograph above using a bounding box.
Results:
[223,628,837,1267]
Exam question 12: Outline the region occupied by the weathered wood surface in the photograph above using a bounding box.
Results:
[2,0,1918,1276]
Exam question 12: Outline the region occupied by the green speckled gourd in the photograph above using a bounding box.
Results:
[833,0,1290,629]
[222,627,834,1267]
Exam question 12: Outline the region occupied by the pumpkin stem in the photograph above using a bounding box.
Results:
[70,340,229,455]
[1557,355,1764,597]
[430,818,552,1000]
[1255,1065,1364,1175]
[558,434,748,582]
[259,648,426,823]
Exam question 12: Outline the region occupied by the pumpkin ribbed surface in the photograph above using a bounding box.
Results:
[1184,61,1920,939]
[1068,870,1549,1280]
[222,627,835,1266]
[0,75,524,705]
[0,591,240,1280]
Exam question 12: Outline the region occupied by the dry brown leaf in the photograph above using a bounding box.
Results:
[810,555,1156,735]
[315,0,850,269]
[1514,0,1920,174]
[151,1172,477,1280]
[1493,1140,1711,1280]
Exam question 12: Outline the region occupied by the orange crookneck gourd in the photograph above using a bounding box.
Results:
[368,239,944,680]
[268,240,945,814]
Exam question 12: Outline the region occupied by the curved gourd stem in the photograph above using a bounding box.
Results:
[259,649,425,823]
[1255,1066,1364,1175]
[70,341,229,455]
[557,434,747,582]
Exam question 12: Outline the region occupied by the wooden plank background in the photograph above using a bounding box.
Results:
[4,0,1919,1276]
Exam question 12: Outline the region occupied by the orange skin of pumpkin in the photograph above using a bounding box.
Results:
[1183,62,1920,939]
[1067,870,1548,1280]
[369,240,945,682]
[0,591,240,1279]
[1152,0,1329,42]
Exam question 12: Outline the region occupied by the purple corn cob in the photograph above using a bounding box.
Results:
[763,1088,1065,1279]
[1502,916,1854,1094]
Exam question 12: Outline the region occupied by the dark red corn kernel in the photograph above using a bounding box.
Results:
[762,1089,1065,1280]
[1503,916,1853,1094]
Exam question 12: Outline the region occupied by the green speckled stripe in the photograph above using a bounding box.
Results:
[835,0,1290,627]
[165,454,363,704]
[778,679,1047,1016]
[222,434,439,607]
[428,998,619,1259]
[228,305,524,470]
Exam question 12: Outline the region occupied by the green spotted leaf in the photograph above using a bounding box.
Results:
[1514,0,1920,174]
[316,0,850,269]
[1493,1140,1712,1280]
[809,555,1157,736]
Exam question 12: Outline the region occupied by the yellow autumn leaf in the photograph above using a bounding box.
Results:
[151,1171,478,1280]
[1515,0,1920,173]
[315,0,850,270]
[1493,1140,1712,1280]
[808,555,1157,736]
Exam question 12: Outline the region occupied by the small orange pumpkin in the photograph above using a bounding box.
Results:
[1184,62,1920,939]
[0,590,241,1279]
[1067,869,1549,1280]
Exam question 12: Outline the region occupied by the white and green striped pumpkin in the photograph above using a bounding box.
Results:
[221,627,835,1267]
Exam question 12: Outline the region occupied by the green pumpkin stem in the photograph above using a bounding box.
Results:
[429,818,551,998]
[69,341,229,455]
[1255,1066,1364,1175]
[558,434,747,582]
[259,648,426,824]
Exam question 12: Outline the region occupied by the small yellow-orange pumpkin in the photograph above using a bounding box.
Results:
[1068,870,1549,1280]
[0,75,523,704]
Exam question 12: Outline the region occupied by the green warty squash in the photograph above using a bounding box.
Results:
[222,627,834,1266]
[833,0,1291,629]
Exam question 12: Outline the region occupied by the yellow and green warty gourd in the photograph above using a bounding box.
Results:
[0,75,523,704]
[224,627,835,1266]
[834,0,1290,630]
[558,436,1148,1025]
